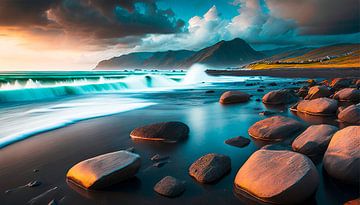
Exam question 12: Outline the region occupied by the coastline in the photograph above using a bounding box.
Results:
[0,80,358,205]
[206,68,360,78]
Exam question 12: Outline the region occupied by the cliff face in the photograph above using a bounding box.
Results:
[95,38,264,70]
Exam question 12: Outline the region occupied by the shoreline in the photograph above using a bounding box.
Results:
[206,68,360,78]
[0,77,358,205]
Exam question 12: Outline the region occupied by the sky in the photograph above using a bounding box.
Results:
[0,0,359,70]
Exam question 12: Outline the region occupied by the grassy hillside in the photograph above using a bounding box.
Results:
[246,44,360,69]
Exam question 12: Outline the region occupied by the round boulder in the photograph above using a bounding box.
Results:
[248,116,304,141]
[66,150,141,190]
[333,88,360,103]
[219,91,250,104]
[330,78,353,89]
[304,85,332,100]
[338,104,360,124]
[154,176,185,197]
[292,124,338,156]
[297,98,338,116]
[234,150,319,204]
[323,126,360,184]
[262,89,298,105]
[189,153,231,183]
[130,121,189,143]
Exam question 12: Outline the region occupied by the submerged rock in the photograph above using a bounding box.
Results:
[304,85,332,100]
[189,153,231,183]
[66,150,141,190]
[297,98,338,116]
[333,88,360,103]
[338,104,360,124]
[323,126,360,184]
[130,121,189,143]
[225,136,250,148]
[248,116,303,141]
[234,150,319,204]
[262,89,298,105]
[154,176,185,197]
[292,124,338,156]
[219,91,250,104]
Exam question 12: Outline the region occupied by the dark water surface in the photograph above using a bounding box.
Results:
[0,79,358,205]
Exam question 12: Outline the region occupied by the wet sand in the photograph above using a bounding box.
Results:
[0,80,358,205]
[207,68,360,78]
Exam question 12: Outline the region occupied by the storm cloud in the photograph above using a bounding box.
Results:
[0,0,185,40]
[267,0,360,35]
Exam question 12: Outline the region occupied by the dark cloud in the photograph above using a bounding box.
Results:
[0,0,184,40]
[267,0,360,35]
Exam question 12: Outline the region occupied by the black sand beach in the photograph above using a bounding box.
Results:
[0,77,358,205]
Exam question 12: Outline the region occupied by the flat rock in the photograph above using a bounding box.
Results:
[130,121,189,143]
[262,89,298,105]
[225,136,250,148]
[338,104,360,124]
[304,86,331,100]
[219,91,250,104]
[297,98,338,116]
[248,116,303,141]
[333,88,360,103]
[154,176,185,197]
[323,126,360,184]
[292,124,338,156]
[66,150,141,190]
[189,153,231,183]
[234,150,319,204]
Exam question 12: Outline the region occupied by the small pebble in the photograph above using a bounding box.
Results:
[27,180,41,187]
[151,154,169,162]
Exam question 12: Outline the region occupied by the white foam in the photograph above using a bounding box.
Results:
[0,96,155,148]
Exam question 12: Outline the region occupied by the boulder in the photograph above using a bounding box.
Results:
[225,136,250,148]
[219,91,250,104]
[234,150,319,204]
[330,78,353,89]
[154,176,185,197]
[304,86,332,100]
[333,88,360,103]
[66,151,141,190]
[248,116,303,141]
[338,104,360,124]
[344,198,360,205]
[292,124,338,156]
[323,126,360,184]
[262,89,298,105]
[297,98,338,116]
[189,153,231,183]
[130,121,189,143]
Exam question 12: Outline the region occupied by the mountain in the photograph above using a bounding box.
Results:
[95,38,264,70]
[95,50,195,70]
[246,43,360,69]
